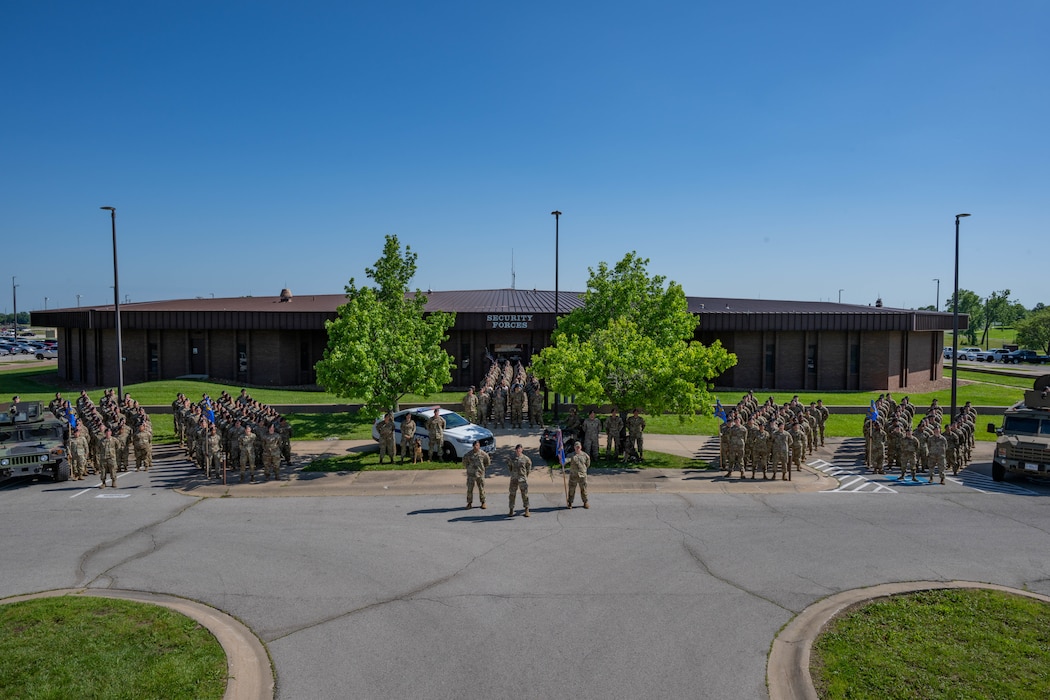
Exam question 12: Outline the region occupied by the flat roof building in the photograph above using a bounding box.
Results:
[32,289,963,393]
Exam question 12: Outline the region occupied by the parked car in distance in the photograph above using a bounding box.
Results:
[973,348,1011,362]
[955,347,984,361]
[35,348,58,360]
[0,346,10,356]
[1002,349,1050,364]
[371,407,494,461]
[942,347,953,360]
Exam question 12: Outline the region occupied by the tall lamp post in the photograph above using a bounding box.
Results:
[11,277,17,336]
[551,210,562,420]
[100,206,124,400]
[933,278,940,312]
[950,213,970,422]
[838,289,844,303]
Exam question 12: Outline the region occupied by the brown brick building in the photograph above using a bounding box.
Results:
[32,289,962,392]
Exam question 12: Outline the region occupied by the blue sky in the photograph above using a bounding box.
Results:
[2,1,1047,315]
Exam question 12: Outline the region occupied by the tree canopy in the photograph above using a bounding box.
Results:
[1016,307,1050,354]
[315,235,455,418]
[531,252,736,417]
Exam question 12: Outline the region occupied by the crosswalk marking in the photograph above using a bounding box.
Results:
[809,457,1037,495]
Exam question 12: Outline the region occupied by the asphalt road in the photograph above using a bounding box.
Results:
[2,443,1050,699]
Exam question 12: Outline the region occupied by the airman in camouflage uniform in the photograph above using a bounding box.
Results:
[204,424,223,478]
[377,412,396,464]
[724,417,748,479]
[507,444,532,517]
[605,408,623,459]
[463,440,490,509]
[869,422,886,474]
[478,388,492,428]
[462,387,478,424]
[927,424,948,484]
[626,409,646,460]
[400,413,416,464]
[263,423,283,481]
[427,408,446,462]
[772,424,791,480]
[581,410,601,461]
[98,428,120,489]
[750,423,770,479]
[238,426,258,482]
[68,427,89,480]
[788,421,805,471]
[899,428,919,481]
[566,441,590,509]
[133,422,152,471]
[526,380,543,428]
[509,384,526,429]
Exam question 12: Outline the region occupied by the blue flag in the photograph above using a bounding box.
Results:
[67,409,77,430]
[715,399,727,423]
[868,399,879,422]
[556,428,566,466]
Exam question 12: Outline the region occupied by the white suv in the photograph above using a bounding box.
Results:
[372,407,495,461]
[956,347,983,361]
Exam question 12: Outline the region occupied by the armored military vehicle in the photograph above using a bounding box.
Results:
[988,375,1050,482]
[0,400,70,485]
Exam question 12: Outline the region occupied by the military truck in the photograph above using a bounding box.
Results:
[0,400,70,485]
[988,375,1050,482]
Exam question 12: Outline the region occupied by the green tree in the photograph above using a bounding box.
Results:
[531,253,736,417]
[979,289,1016,346]
[315,235,455,418]
[1015,307,1050,354]
[945,289,983,345]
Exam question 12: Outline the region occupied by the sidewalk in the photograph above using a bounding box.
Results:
[176,431,840,498]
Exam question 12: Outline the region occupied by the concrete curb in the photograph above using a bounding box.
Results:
[767,580,1050,700]
[1,588,274,700]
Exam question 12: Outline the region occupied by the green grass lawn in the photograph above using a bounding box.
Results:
[0,365,1023,444]
[811,588,1050,700]
[0,596,226,700]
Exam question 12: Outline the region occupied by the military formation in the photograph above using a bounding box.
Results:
[172,388,292,483]
[473,357,544,430]
[863,394,976,483]
[460,440,585,515]
[717,392,828,480]
[50,389,154,487]
[561,405,646,462]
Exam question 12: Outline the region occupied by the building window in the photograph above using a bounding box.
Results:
[148,343,158,376]
[849,344,860,375]
[238,343,248,374]
[765,344,776,374]
[300,341,311,372]
[807,344,817,374]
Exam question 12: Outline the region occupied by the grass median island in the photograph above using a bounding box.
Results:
[810,588,1050,700]
[0,596,227,700]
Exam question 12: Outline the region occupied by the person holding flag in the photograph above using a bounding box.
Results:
[555,428,568,502]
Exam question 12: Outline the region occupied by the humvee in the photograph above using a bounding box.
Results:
[0,400,70,485]
[988,375,1050,482]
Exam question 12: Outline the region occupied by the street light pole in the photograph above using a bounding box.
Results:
[11,277,17,336]
[950,213,970,422]
[551,210,562,421]
[838,289,844,303]
[933,278,940,312]
[76,294,81,308]
[44,297,48,310]
[100,206,124,399]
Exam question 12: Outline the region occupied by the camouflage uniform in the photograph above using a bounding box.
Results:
[98,431,120,489]
[238,427,258,482]
[478,389,491,428]
[377,415,396,464]
[772,426,791,480]
[509,386,525,428]
[204,427,223,478]
[566,444,590,508]
[725,419,747,478]
[262,425,282,481]
[133,424,152,471]
[400,414,416,464]
[462,389,478,424]
[68,428,89,480]
[605,411,623,459]
[463,443,490,508]
[750,428,770,479]
[507,447,532,516]
[899,431,919,481]
[927,428,948,483]
[427,411,446,462]
[626,411,646,460]
[581,412,601,461]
